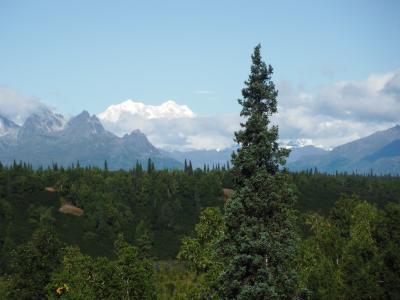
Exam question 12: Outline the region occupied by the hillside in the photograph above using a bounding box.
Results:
[288,125,400,175]
[0,110,181,170]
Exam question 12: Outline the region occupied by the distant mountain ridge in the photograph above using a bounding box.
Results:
[165,144,328,169]
[0,115,20,137]
[164,147,235,169]
[288,125,400,175]
[0,110,181,170]
[164,127,400,175]
[1,108,398,174]
[286,145,328,164]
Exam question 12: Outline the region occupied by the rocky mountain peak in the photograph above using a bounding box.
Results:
[0,114,20,137]
[66,110,105,135]
[18,108,66,139]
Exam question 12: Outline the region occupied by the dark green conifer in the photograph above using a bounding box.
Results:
[135,220,153,258]
[147,158,155,173]
[219,44,297,299]
[188,160,193,175]
[135,160,143,176]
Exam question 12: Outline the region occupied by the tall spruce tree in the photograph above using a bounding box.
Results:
[219,44,297,299]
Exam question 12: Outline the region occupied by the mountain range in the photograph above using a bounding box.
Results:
[0,109,181,169]
[0,109,399,174]
[287,125,400,175]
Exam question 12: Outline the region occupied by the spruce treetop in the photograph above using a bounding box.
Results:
[233,44,288,183]
[219,44,297,300]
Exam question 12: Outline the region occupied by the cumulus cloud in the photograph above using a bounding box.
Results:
[143,116,239,151]
[0,86,49,125]
[98,100,240,150]
[274,69,400,149]
[3,69,399,151]
[98,69,400,151]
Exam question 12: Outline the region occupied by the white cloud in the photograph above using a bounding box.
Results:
[0,86,50,125]
[98,100,240,150]
[3,69,399,151]
[98,99,195,122]
[274,69,400,149]
[97,69,400,151]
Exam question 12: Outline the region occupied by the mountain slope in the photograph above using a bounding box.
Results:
[165,144,328,169]
[0,115,20,137]
[0,111,181,169]
[288,125,400,174]
[165,147,235,169]
[0,115,20,152]
[363,139,400,162]
[15,108,66,145]
[286,145,328,163]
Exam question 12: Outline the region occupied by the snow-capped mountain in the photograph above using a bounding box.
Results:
[0,115,20,137]
[63,111,106,138]
[166,143,329,169]
[1,106,399,174]
[0,110,181,169]
[98,99,195,122]
[280,139,320,149]
[122,129,159,156]
[288,125,400,174]
[18,108,66,139]
[285,145,328,163]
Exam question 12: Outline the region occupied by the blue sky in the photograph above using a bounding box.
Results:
[1,1,400,150]
[1,0,399,116]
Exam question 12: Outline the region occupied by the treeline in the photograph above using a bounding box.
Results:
[0,162,399,298]
[0,160,226,260]
[297,194,400,299]
[177,195,400,299]
[291,170,400,212]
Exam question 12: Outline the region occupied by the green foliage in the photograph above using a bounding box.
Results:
[374,202,400,299]
[0,161,224,259]
[0,161,399,298]
[9,226,63,300]
[219,44,298,299]
[47,246,108,299]
[0,198,13,269]
[113,234,156,299]
[297,195,400,299]
[135,220,153,258]
[155,261,200,300]
[291,171,400,213]
[178,207,224,299]
[0,276,12,299]
[47,235,156,299]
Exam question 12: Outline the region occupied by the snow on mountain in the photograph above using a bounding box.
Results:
[98,99,196,122]
[18,108,66,138]
[280,139,327,150]
[65,110,105,136]
[0,115,20,137]
[0,109,182,169]
[287,125,400,174]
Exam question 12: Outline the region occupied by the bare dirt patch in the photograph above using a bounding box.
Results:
[223,188,234,201]
[58,203,84,216]
[58,197,84,216]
